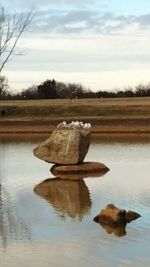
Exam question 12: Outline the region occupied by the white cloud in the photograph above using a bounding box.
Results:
[4,23,150,91]
[7,30,150,72]
[2,1,150,91]
[28,7,150,36]
[3,0,95,10]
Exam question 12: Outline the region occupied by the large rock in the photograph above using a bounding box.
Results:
[34,178,91,219]
[93,204,141,227]
[50,161,109,180]
[33,128,90,165]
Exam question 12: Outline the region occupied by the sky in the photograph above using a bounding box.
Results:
[2,0,150,92]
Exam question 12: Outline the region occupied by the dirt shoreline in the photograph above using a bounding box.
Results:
[1,118,150,135]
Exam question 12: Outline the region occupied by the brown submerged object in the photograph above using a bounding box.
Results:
[94,204,141,228]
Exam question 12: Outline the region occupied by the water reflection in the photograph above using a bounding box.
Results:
[54,170,109,180]
[1,139,150,266]
[34,178,92,220]
[99,223,127,237]
[0,182,31,248]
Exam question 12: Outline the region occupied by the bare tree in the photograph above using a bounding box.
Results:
[0,75,8,99]
[0,5,32,72]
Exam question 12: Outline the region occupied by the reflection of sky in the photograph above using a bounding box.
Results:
[0,140,150,266]
[1,242,150,267]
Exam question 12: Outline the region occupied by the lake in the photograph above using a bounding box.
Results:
[0,135,150,267]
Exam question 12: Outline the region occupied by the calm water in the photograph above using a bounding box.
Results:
[0,136,150,267]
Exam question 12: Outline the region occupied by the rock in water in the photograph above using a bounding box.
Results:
[50,162,109,179]
[125,210,141,222]
[93,204,141,227]
[94,204,126,226]
[33,128,90,164]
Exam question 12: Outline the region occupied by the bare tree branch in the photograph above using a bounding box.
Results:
[0,6,33,72]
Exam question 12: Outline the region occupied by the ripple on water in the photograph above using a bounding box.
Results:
[0,140,150,266]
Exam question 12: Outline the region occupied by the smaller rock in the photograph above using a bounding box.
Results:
[126,210,141,222]
[93,204,141,227]
[50,161,109,180]
[94,204,126,226]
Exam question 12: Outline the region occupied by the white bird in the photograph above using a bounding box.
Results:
[57,120,91,129]
[57,121,67,128]
[66,121,80,129]
[83,123,91,129]
[79,121,84,128]
[87,123,91,128]
[66,121,74,128]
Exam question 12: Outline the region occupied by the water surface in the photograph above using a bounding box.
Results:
[0,136,150,267]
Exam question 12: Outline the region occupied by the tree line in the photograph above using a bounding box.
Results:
[1,6,150,100]
[1,76,150,100]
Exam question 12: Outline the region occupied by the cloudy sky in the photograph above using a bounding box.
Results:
[2,0,150,92]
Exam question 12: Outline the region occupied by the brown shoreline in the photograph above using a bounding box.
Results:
[1,118,150,134]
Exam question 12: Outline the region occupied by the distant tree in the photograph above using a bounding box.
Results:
[0,5,32,72]
[67,83,85,98]
[0,75,9,99]
[21,85,38,99]
[96,90,116,98]
[56,82,69,98]
[134,84,150,97]
[124,88,134,97]
[84,89,96,98]
[56,82,86,99]
[37,79,57,99]
[116,90,126,98]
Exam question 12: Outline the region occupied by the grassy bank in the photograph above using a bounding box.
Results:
[0,97,150,134]
[0,97,150,119]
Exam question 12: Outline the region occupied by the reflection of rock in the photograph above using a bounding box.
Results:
[100,223,127,237]
[51,171,108,181]
[94,204,141,227]
[34,178,91,220]
[33,129,90,164]
[51,162,109,180]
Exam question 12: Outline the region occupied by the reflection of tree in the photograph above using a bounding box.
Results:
[34,178,92,221]
[0,181,31,248]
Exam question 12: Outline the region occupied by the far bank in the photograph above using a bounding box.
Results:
[0,118,150,135]
[0,97,150,134]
